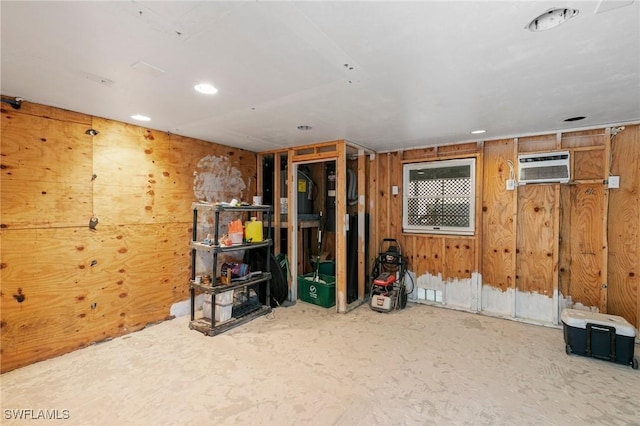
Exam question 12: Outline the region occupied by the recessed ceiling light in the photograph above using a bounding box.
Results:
[526,8,579,32]
[564,116,586,122]
[194,83,218,95]
[131,114,151,122]
[297,125,312,131]
[471,129,486,135]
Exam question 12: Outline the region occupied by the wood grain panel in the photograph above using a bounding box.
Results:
[414,236,444,276]
[116,224,191,329]
[558,186,572,297]
[516,185,556,295]
[482,140,516,291]
[377,153,390,241]
[402,147,437,161]
[399,144,480,282]
[1,108,93,229]
[1,109,93,183]
[368,155,379,273]
[93,119,256,201]
[517,134,557,153]
[334,142,348,311]
[562,129,607,149]
[474,146,484,278]
[92,118,257,226]
[1,98,92,125]
[437,142,479,156]
[1,227,127,373]
[357,152,366,299]
[0,223,192,372]
[93,182,193,225]
[1,101,257,372]
[607,125,639,328]
[573,150,605,180]
[92,121,172,188]
[444,238,474,280]
[388,151,402,237]
[398,234,413,279]
[565,184,605,308]
[1,180,92,229]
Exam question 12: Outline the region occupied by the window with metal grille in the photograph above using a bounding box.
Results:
[403,158,476,235]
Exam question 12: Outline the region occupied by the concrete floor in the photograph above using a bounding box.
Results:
[1,302,639,426]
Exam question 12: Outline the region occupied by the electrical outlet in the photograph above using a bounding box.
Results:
[506,179,515,191]
[608,175,620,189]
[392,185,399,195]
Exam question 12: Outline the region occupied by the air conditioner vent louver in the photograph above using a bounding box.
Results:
[521,165,569,181]
[518,151,570,184]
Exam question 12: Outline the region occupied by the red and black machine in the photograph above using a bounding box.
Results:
[370,239,410,313]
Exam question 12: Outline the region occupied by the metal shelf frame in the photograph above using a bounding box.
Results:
[188,202,273,335]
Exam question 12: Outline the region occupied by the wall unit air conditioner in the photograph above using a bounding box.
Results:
[518,151,570,184]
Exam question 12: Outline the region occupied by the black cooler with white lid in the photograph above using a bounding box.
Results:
[561,308,638,369]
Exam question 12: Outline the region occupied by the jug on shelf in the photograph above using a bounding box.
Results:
[244,217,263,243]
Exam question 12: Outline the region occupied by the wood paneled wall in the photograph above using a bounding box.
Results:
[608,125,640,329]
[481,140,516,293]
[372,125,640,332]
[1,101,256,372]
[516,185,557,297]
[372,144,481,292]
[2,98,637,371]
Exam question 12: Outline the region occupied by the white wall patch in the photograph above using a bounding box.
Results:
[192,155,246,264]
[410,271,476,310]
[445,277,474,309]
[482,285,513,317]
[193,155,247,203]
[515,290,554,323]
[558,293,600,313]
[170,294,204,317]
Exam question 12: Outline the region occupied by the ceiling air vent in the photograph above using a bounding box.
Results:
[518,151,570,184]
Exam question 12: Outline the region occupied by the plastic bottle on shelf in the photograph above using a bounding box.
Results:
[244,217,263,243]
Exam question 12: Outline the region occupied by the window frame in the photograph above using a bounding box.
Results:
[402,158,476,236]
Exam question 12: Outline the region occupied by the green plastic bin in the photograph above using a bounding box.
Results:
[310,259,335,276]
[298,273,335,308]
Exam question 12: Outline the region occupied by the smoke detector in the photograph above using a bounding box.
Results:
[526,8,579,32]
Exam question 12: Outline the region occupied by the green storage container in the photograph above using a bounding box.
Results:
[298,274,335,308]
[310,259,335,276]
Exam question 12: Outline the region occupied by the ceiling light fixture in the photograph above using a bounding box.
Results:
[131,114,151,122]
[564,116,586,122]
[471,129,486,135]
[526,8,579,32]
[194,83,218,95]
[297,125,312,131]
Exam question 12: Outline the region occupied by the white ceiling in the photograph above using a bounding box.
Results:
[1,1,639,153]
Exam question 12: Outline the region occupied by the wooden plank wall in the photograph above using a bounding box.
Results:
[563,183,606,307]
[482,140,516,292]
[558,130,608,312]
[516,185,557,297]
[372,125,640,332]
[1,102,256,372]
[608,125,640,328]
[372,145,479,289]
